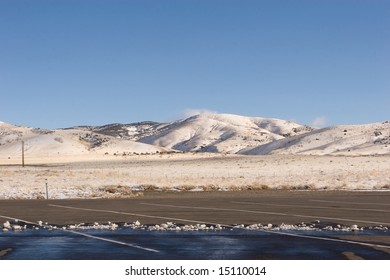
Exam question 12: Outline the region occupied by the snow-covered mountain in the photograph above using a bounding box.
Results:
[240,121,390,156]
[69,113,312,154]
[136,113,313,153]
[1,114,389,158]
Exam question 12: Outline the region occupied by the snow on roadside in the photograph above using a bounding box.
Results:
[0,185,142,200]
[2,220,388,233]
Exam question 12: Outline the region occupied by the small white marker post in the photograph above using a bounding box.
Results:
[21,141,25,167]
[45,179,49,200]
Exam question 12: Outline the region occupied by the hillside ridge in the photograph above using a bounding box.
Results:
[1,115,389,157]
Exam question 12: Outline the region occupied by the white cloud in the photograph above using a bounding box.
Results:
[182,108,218,118]
[288,118,299,124]
[311,116,328,128]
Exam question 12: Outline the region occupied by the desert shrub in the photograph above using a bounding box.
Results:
[291,184,315,190]
[178,185,197,191]
[245,182,271,190]
[140,184,159,191]
[380,184,390,190]
[102,185,118,194]
[54,137,63,143]
[99,185,143,198]
[259,184,270,190]
[279,185,291,190]
[201,184,218,191]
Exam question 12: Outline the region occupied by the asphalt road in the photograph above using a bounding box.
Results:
[1,190,390,227]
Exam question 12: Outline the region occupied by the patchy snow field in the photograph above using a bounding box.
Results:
[1,153,389,199]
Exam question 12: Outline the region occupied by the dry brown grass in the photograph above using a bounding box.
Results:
[176,185,198,191]
[278,184,316,190]
[244,182,270,190]
[140,184,159,191]
[99,185,143,198]
[378,184,390,190]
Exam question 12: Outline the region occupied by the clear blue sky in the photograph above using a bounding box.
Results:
[1,0,389,129]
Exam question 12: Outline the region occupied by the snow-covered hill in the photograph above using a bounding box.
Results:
[240,121,390,155]
[1,114,389,158]
[137,113,312,153]
[0,121,168,159]
[72,121,161,141]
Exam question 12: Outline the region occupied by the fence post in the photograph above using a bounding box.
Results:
[45,179,49,200]
[22,141,25,167]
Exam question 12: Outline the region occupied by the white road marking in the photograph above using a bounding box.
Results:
[232,201,390,213]
[44,205,390,250]
[260,230,390,250]
[311,199,390,206]
[0,213,159,253]
[62,230,159,253]
[140,202,390,226]
[0,215,39,225]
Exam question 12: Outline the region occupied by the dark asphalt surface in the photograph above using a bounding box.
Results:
[1,190,390,227]
[1,190,390,259]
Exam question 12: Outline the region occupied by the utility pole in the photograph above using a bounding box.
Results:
[22,141,25,167]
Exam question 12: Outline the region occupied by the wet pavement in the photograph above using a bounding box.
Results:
[1,228,389,260]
